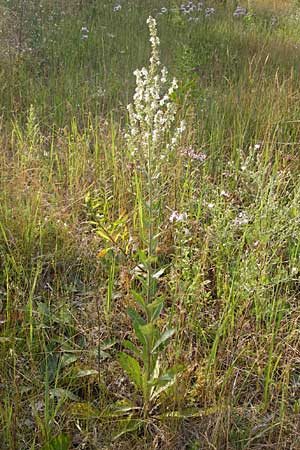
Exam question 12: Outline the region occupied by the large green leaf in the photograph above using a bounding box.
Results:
[95,228,111,241]
[112,418,143,441]
[123,340,143,361]
[127,308,146,346]
[139,322,156,338]
[49,388,79,402]
[131,290,147,312]
[41,434,71,450]
[147,296,164,322]
[150,375,177,401]
[74,369,99,378]
[127,308,145,326]
[118,352,143,390]
[152,328,176,353]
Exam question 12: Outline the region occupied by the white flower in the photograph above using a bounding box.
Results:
[169,210,188,223]
[220,190,230,198]
[160,95,169,106]
[113,4,121,11]
[234,211,249,226]
[205,7,215,17]
[291,267,298,275]
[178,120,186,133]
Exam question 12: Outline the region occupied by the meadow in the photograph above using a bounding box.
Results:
[2,0,300,448]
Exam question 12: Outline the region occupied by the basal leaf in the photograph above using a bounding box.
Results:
[61,354,78,368]
[150,376,177,401]
[74,369,99,378]
[101,339,117,350]
[49,388,79,402]
[41,433,71,450]
[112,418,143,441]
[67,402,99,418]
[110,400,141,416]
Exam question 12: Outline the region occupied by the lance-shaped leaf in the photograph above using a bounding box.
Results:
[150,374,177,401]
[152,267,167,280]
[42,434,71,450]
[123,340,143,361]
[95,229,111,241]
[127,308,146,346]
[127,307,145,326]
[118,352,143,390]
[131,290,147,312]
[152,328,176,353]
[147,296,164,322]
[112,418,143,441]
[139,322,158,348]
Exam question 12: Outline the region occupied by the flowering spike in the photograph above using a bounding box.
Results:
[126,17,185,158]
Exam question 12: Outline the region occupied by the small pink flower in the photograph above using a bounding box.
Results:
[181,146,206,162]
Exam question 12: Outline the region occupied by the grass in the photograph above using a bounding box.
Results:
[2,0,300,448]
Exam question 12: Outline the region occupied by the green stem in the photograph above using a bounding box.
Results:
[144,141,153,417]
[147,142,153,306]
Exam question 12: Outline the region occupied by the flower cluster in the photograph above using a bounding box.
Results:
[169,210,188,223]
[181,146,207,162]
[233,6,248,17]
[180,1,203,14]
[205,7,215,17]
[233,211,249,226]
[125,17,185,158]
[180,2,215,17]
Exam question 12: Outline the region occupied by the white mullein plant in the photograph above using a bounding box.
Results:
[125,15,185,280]
[118,17,184,422]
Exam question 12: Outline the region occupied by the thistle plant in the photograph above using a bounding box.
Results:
[117,17,185,423]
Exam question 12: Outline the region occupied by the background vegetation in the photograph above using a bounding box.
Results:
[1,0,300,448]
